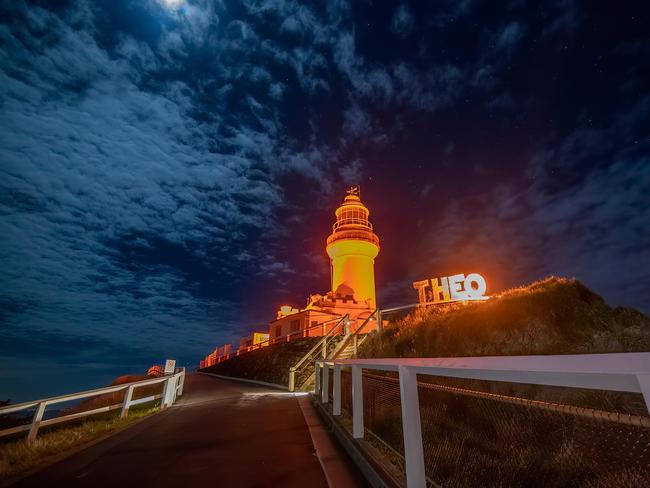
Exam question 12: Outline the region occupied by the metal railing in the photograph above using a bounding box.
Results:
[288,314,349,391]
[326,230,379,247]
[332,217,373,231]
[328,309,378,359]
[315,353,650,488]
[287,310,379,391]
[0,367,186,445]
[203,316,347,367]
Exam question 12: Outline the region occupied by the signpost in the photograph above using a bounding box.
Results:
[164,359,176,375]
[413,273,488,305]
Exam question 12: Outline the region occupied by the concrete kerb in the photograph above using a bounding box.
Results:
[310,394,405,488]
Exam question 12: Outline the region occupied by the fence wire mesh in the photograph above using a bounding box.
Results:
[327,368,650,488]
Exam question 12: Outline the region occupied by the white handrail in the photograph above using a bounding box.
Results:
[288,315,349,391]
[0,366,186,445]
[315,353,650,488]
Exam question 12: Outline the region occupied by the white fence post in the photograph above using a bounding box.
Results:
[161,375,177,408]
[314,361,321,395]
[398,366,426,488]
[27,401,47,445]
[288,367,296,392]
[637,374,650,413]
[321,364,330,403]
[120,384,135,418]
[333,363,342,415]
[171,375,179,404]
[352,365,364,438]
[176,370,185,397]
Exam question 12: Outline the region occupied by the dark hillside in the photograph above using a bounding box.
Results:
[200,338,321,387]
[360,277,650,359]
[355,278,650,486]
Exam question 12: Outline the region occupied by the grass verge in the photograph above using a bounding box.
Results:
[0,403,159,481]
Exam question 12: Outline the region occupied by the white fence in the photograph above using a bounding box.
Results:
[0,367,186,445]
[315,353,650,488]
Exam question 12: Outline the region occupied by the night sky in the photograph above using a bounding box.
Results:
[1,0,649,401]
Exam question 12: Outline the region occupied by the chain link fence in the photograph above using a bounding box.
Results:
[330,368,650,487]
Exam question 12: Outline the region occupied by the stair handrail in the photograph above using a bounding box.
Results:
[292,314,349,371]
[289,314,349,391]
[331,308,378,359]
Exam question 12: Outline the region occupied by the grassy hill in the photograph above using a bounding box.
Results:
[200,337,321,387]
[199,277,650,391]
[360,277,650,359]
[356,278,650,486]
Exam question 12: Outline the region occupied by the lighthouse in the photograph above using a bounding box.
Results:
[326,187,380,308]
[267,186,379,341]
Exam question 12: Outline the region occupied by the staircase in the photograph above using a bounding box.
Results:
[288,311,376,392]
[334,341,357,360]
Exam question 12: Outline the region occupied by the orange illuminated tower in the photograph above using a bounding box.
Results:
[326,187,380,308]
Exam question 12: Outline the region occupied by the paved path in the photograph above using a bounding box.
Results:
[13,374,366,488]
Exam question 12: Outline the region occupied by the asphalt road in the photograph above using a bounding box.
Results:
[13,374,358,488]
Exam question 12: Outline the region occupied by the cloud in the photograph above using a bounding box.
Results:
[342,104,372,139]
[2,0,648,402]
[0,0,344,389]
[487,92,515,111]
[339,160,363,184]
[417,129,650,311]
[391,4,414,38]
[497,22,524,53]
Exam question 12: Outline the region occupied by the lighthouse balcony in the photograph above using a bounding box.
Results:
[326,228,380,247]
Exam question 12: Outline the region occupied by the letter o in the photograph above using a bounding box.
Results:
[464,273,486,298]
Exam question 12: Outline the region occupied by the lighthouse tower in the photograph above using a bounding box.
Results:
[326,187,380,308]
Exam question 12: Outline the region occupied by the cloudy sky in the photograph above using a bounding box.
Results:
[1,0,648,401]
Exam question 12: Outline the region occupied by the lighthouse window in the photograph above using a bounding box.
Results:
[340,208,366,223]
[275,325,282,338]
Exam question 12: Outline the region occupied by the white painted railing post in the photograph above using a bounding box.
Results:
[176,370,185,397]
[288,368,296,392]
[398,366,426,488]
[120,384,135,418]
[27,401,46,445]
[171,374,180,404]
[321,364,329,403]
[333,363,342,415]
[314,361,321,395]
[637,374,650,413]
[161,375,176,408]
[352,365,364,438]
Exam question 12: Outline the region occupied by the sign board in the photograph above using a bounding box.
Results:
[413,273,488,305]
[164,359,176,374]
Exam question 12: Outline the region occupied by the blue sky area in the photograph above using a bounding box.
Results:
[1,0,649,401]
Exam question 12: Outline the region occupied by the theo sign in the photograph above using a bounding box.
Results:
[413,273,488,305]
